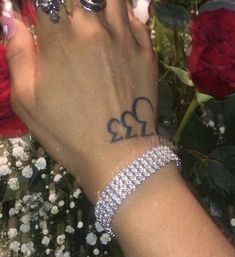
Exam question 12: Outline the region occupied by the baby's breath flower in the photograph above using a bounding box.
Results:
[43,229,49,235]
[41,173,47,179]
[73,188,82,198]
[100,233,111,245]
[86,232,97,246]
[0,156,8,165]
[23,194,31,203]
[7,228,18,239]
[42,236,50,246]
[8,177,19,191]
[56,234,66,245]
[55,248,64,257]
[219,126,226,134]
[20,214,30,224]
[231,218,235,227]
[12,146,24,159]
[65,225,75,234]
[35,157,47,170]
[77,221,84,228]
[93,248,100,256]
[58,200,65,207]
[20,223,30,233]
[9,138,26,147]
[51,206,59,215]
[70,201,75,209]
[0,164,12,176]
[22,166,33,178]
[21,241,35,255]
[9,240,20,252]
[54,174,62,183]
[49,193,57,203]
[15,199,22,210]
[15,160,23,167]
[94,221,104,233]
[39,221,47,229]
[9,208,16,216]
[63,251,71,257]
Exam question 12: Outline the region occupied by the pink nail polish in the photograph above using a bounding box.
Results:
[1,0,17,40]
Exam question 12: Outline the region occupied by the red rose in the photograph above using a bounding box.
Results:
[18,0,36,26]
[188,6,235,98]
[0,44,28,137]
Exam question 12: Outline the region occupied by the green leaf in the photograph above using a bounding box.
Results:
[196,92,213,104]
[210,145,235,176]
[155,2,190,28]
[201,160,235,196]
[163,63,194,87]
[179,148,202,180]
[179,112,217,153]
[199,0,235,13]
[158,79,174,116]
[210,145,235,162]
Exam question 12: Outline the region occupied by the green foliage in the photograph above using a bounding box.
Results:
[154,0,235,243]
[155,2,190,28]
[163,63,194,87]
[178,90,235,238]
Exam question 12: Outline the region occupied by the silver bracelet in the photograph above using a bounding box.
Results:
[94,145,181,237]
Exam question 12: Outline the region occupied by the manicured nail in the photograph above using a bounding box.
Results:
[1,0,17,40]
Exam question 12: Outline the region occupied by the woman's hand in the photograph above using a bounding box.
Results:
[4,0,158,201]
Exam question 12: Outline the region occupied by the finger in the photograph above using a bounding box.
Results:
[35,1,71,51]
[72,0,108,34]
[104,0,132,35]
[2,0,36,110]
[127,6,152,49]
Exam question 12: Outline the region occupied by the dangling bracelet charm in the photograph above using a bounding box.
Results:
[94,145,181,237]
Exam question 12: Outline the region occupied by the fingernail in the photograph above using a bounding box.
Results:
[1,0,17,40]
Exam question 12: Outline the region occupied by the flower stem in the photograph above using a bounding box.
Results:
[174,98,198,143]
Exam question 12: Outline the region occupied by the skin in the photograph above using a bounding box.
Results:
[3,0,235,256]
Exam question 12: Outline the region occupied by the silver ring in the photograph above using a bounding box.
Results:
[34,0,64,23]
[79,0,106,12]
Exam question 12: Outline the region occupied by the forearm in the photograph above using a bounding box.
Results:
[111,164,235,257]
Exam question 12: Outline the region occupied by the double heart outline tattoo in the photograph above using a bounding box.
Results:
[107,97,155,143]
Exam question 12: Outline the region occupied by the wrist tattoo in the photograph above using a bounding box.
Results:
[107,97,155,143]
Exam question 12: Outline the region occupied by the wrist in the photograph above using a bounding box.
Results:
[79,135,162,203]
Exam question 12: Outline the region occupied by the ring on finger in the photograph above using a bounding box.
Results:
[79,0,106,12]
[34,0,65,23]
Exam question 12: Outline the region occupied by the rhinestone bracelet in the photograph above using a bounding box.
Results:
[94,145,181,237]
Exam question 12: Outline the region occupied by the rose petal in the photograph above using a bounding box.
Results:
[200,45,233,66]
[0,44,28,137]
[191,68,235,99]
[188,7,235,98]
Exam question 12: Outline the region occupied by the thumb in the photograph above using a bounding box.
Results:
[2,0,36,108]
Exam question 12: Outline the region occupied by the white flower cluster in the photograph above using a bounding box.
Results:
[9,240,35,256]
[0,135,112,256]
